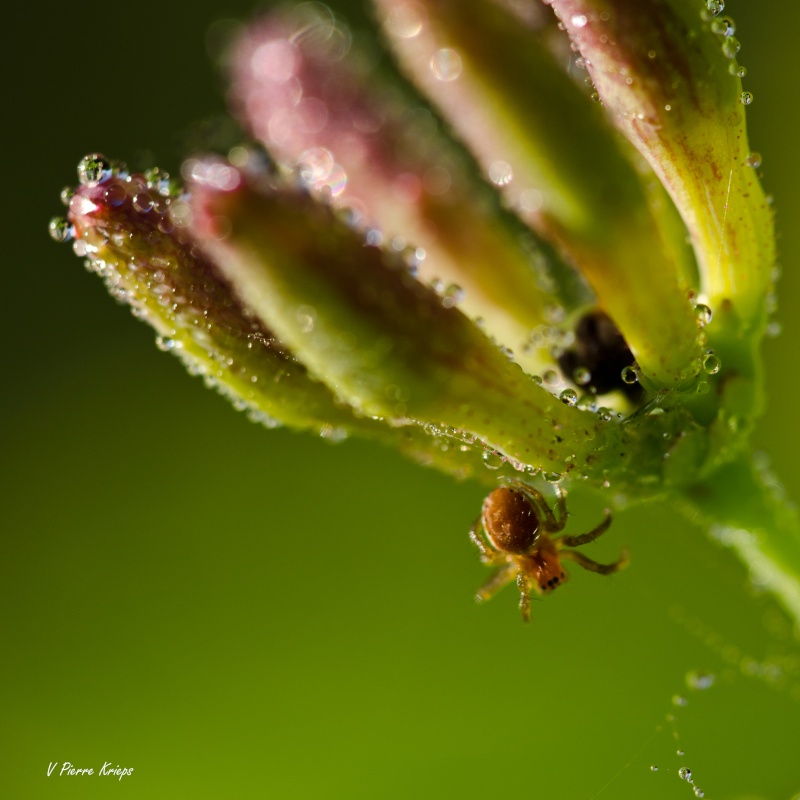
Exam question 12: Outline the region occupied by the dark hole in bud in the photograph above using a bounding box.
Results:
[557,310,643,400]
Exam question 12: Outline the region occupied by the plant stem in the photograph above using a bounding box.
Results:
[680,452,800,626]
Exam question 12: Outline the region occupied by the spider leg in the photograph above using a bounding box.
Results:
[475,564,518,604]
[503,479,567,532]
[516,572,532,623]
[469,516,505,565]
[560,547,629,575]
[557,510,612,548]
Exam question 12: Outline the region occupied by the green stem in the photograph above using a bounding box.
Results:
[680,453,800,625]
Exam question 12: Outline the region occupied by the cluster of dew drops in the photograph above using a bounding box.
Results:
[47,146,765,474]
[48,153,303,433]
[648,669,719,799]
[703,0,755,107]
[704,0,783,338]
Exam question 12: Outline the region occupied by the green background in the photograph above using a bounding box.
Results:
[4,1,800,797]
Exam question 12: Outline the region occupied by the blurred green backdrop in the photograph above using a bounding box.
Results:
[3,1,800,798]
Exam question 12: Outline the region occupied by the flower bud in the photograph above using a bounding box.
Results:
[373,0,702,386]
[188,157,625,478]
[227,5,588,373]
[548,0,774,335]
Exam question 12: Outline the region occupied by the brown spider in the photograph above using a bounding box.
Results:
[469,480,628,622]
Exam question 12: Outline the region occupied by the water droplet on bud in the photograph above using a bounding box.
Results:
[703,354,721,375]
[573,367,592,386]
[745,152,762,168]
[430,48,462,81]
[621,366,639,385]
[560,388,578,406]
[694,303,712,326]
[48,216,72,242]
[711,16,735,36]
[488,160,513,187]
[721,36,740,58]
[78,153,112,187]
[740,91,754,105]
[482,450,504,469]
[155,336,180,352]
[133,192,154,213]
[442,283,465,309]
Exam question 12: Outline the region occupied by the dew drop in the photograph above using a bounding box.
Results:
[104,183,127,207]
[489,160,513,186]
[672,694,688,707]
[385,4,423,38]
[703,353,721,375]
[696,380,710,395]
[155,336,180,352]
[573,367,592,386]
[133,192,154,213]
[520,188,543,212]
[729,62,747,77]
[693,788,705,798]
[650,765,659,772]
[298,147,334,184]
[711,15,735,36]
[543,369,560,386]
[677,749,685,756]
[621,365,639,385]
[430,48,462,81]
[721,36,740,58]
[745,151,762,168]
[77,153,112,187]
[48,216,72,243]
[544,472,563,484]
[144,166,169,193]
[296,304,316,333]
[560,388,578,406]
[686,670,716,690]
[678,767,693,782]
[319,164,348,197]
[705,0,724,15]
[597,407,613,422]
[60,186,75,206]
[482,450,504,469]
[442,283,465,309]
[740,91,754,105]
[694,303,712,326]
[571,13,588,27]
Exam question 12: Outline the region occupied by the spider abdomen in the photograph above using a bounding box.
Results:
[481,487,540,555]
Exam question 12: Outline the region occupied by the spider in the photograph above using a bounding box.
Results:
[469,480,628,622]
